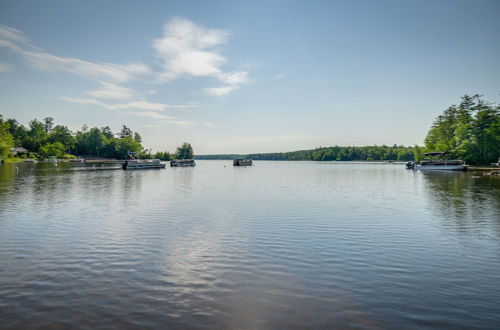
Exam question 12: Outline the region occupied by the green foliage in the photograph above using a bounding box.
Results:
[48,125,75,152]
[246,145,415,161]
[198,146,416,161]
[1,116,148,159]
[24,119,48,152]
[175,142,194,159]
[119,125,132,139]
[0,115,14,157]
[424,95,500,164]
[38,142,66,158]
[413,145,425,162]
[155,151,174,161]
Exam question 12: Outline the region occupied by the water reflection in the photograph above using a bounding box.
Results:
[1,161,499,329]
[421,171,500,238]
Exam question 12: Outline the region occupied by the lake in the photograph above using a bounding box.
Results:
[1,161,499,329]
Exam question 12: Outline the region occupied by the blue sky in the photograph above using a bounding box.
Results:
[1,0,499,154]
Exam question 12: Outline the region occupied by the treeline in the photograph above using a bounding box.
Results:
[424,95,499,164]
[248,145,415,161]
[196,154,246,160]
[198,95,499,164]
[0,117,148,159]
[0,115,196,160]
[1,116,146,159]
[197,146,416,161]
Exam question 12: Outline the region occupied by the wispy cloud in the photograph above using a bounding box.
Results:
[133,112,174,120]
[57,96,192,112]
[86,82,138,100]
[0,25,151,83]
[161,119,214,127]
[204,86,239,96]
[1,19,248,129]
[154,18,248,95]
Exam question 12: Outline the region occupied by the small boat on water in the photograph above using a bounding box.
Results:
[233,159,253,166]
[122,152,165,170]
[170,159,196,167]
[122,159,165,170]
[406,152,467,171]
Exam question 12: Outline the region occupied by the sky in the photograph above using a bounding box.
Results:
[0,0,499,154]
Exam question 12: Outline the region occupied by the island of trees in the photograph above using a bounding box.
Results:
[0,116,193,161]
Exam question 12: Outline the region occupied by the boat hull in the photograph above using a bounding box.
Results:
[122,160,166,170]
[170,159,196,167]
[233,159,253,166]
[417,164,467,171]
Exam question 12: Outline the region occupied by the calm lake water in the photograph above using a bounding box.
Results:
[1,161,499,329]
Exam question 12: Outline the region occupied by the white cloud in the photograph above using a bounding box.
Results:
[204,86,239,96]
[133,112,174,120]
[275,74,285,79]
[154,18,228,81]
[108,101,168,111]
[58,96,189,112]
[0,25,151,83]
[154,18,248,95]
[0,62,11,72]
[162,119,213,127]
[0,25,36,48]
[217,70,248,85]
[86,83,138,100]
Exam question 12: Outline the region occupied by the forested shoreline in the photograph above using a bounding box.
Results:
[2,95,499,164]
[0,117,184,160]
[198,95,499,164]
[196,146,416,161]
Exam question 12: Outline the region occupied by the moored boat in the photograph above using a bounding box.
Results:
[407,152,467,171]
[122,159,166,170]
[233,159,252,166]
[170,159,196,167]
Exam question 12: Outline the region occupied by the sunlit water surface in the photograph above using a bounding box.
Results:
[1,161,499,329]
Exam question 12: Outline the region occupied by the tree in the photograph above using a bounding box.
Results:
[48,125,75,153]
[101,126,114,139]
[0,115,14,157]
[175,142,194,159]
[114,137,141,159]
[38,142,66,158]
[424,95,500,164]
[155,151,173,161]
[119,125,132,139]
[87,128,106,156]
[43,117,54,133]
[25,119,48,152]
[413,145,424,162]
[133,132,142,144]
[6,118,28,147]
